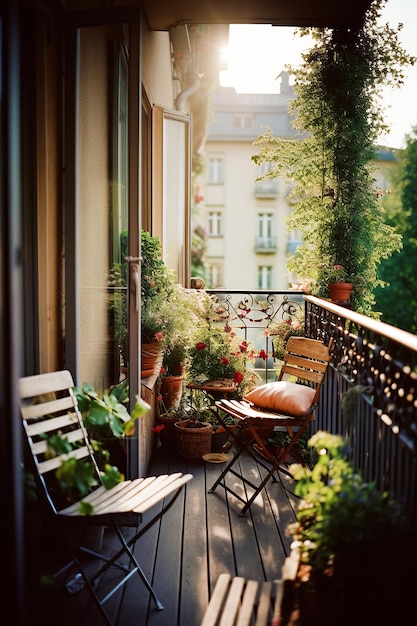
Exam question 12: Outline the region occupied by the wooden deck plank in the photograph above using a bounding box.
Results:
[206,459,237,592]
[31,444,297,626]
[178,459,210,626]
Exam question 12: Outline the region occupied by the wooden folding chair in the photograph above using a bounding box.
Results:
[208,337,332,515]
[20,370,193,625]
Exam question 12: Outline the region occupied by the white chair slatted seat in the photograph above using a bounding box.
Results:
[208,337,332,515]
[20,369,193,625]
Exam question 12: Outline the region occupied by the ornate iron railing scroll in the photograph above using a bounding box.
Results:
[206,289,304,383]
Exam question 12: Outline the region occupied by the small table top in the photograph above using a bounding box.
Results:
[186,379,237,394]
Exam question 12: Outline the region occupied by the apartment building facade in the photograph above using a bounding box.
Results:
[198,73,397,290]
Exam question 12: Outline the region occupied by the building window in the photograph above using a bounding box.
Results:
[258,266,272,289]
[255,161,277,196]
[257,213,274,248]
[208,158,223,184]
[234,114,253,128]
[209,211,222,236]
[208,263,223,288]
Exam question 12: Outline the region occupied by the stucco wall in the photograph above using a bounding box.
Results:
[141,23,176,109]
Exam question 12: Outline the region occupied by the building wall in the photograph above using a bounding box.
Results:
[200,79,298,290]
[199,82,397,291]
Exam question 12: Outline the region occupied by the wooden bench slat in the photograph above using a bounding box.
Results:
[200,573,231,626]
[219,576,245,626]
[255,581,273,626]
[236,579,259,626]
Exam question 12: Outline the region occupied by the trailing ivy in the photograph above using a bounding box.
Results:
[252,0,415,315]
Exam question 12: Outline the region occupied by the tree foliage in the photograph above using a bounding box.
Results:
[252,0,414,315]
[375,128,417,331]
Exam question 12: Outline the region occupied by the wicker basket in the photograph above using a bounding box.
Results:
[174,420,213,462]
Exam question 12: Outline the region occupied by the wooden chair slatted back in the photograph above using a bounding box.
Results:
[278,337,331,392]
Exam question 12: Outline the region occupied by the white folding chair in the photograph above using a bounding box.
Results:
[20,370,193,625]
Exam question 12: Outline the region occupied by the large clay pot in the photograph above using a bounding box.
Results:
[174,420,213,462]
[159,375,184,411]
[141,342,161,378]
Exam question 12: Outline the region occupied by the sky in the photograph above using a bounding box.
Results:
[219,0,417,150]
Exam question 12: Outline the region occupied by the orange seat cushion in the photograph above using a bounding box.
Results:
[243,381,316,417]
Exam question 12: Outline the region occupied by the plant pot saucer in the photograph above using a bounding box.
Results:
[202,452,230,463]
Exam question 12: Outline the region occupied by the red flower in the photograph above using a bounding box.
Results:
[258,349,268,361]
[234,371,243,384]
[151,424,165,433]
[196,342,207,350]
[220,357,230,365]
[159,366,166,375]
[239,341,248,353]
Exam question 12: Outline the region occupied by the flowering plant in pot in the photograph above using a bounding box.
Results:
[187,325,260,399]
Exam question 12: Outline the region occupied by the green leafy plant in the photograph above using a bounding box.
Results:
[287,430,414,623]
[42,381,150,507]
[252,0,414,315]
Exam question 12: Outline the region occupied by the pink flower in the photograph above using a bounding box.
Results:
[155,332,164,342]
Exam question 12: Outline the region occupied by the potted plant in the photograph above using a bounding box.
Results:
[282,430,415,625]
[109,229,178,376]
[188,326,261,396]
[173,403,214,462]
[158,284,196,409]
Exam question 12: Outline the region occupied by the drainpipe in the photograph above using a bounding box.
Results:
[175,73,201,112]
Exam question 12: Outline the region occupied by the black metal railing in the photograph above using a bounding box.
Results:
[305,295,417,527]
[205,289,417,527]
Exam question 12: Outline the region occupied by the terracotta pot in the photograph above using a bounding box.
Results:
[174,420,213,462]
[141,342,161,377]
[328,281,353,304]
[158,413,187,449]
[160,375,184,411]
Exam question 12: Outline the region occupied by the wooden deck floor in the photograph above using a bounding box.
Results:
[29,444,299,626]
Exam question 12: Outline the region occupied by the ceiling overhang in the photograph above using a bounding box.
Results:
[142,0,373,31]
